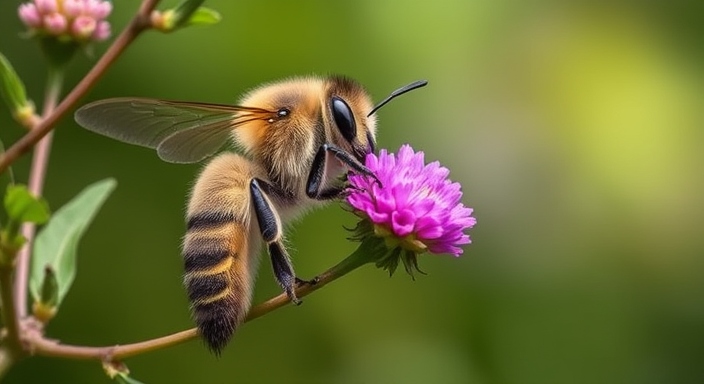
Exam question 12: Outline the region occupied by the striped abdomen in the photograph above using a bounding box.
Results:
[183,154,263,355]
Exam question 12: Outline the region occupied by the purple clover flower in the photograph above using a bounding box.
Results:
[18,0,112,43]
[346,144,476,276]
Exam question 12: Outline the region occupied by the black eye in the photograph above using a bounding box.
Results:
[277,108,289,117]
[331,96,356,142]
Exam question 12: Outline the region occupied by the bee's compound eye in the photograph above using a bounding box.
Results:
[278,108,290,117]
[331,96,356,142]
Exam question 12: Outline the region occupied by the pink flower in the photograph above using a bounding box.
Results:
[71,15,96,40]
[17,0,112,42]
[92,21,110,41]
[18,3,42,28]
[34,0,57,14]
[63,0,84,17]
[43,13,67,34]
[347,144,476,276]
[84,0,112,19]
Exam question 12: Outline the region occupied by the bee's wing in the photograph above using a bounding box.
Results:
[74,98,271,163]
[156,120,239,164]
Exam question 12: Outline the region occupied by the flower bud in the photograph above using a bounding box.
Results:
[71,15,96,40]
[92,21,110,41]
[18,0,113,43]
[32,265,59,323]
[34,0,57,14]
[85,0,112,19]
[150,9,176,32]
[63,0,84,18]
[43,13,67,35]
[18,3,42,28]
[0,52,36,127]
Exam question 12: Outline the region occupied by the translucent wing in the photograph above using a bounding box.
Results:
[74,98,272,163]
[157,122,235,163]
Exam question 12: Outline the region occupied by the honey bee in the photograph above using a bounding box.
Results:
[74,75,427,354]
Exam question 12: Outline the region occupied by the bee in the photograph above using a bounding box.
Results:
[74,75,427,354]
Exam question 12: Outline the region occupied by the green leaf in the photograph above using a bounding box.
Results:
[30,178,116,307]
[4,185,50,225]
[173,0,206,28]
[115,373,146,384]
[0,52,34,122]
[183,7,221,27]
[0,183,38,264]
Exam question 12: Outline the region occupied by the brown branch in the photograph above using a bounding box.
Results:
[28,252,369,361]
[0,0,161,175]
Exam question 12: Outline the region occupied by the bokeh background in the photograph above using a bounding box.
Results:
[1,0,703,383]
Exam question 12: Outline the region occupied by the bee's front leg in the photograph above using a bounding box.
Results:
[305,143,378,200]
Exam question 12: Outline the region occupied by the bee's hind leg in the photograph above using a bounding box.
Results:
[250,178,307,305]
[295,276,320,287]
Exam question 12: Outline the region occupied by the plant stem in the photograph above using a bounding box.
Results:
[247,247,371,322]
[0,1,161,378]
[14,68,63,320]
[0,0,161,175]
[28,251,371,361]
[0,264,21,355]
[0,348,15,378]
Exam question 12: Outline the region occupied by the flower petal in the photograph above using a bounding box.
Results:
[391,209,416,237]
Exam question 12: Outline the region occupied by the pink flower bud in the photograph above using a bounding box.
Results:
[92,21,111,41]
[18,3,42,28]
[18,0,112,44]
[34,0,58,14]
[43,12,67,35]
[71,15,96,40]
[62,0,84,18]
[85,0,112,19]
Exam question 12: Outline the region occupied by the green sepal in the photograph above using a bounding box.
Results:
[0,52,35,125]
[39,37,79,70]
[347,217,425,279]
[30,179,116,309]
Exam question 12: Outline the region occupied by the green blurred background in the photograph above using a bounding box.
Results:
[2,0,704,383]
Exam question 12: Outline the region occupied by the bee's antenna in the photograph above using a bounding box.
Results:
[367,80,428,117]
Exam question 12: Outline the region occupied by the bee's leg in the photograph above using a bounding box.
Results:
[295,276,320,286]
[306,143,379,200]
[250,178,302,305]
[268,243,302,305]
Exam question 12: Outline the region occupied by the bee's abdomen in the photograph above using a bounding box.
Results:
[183,210,251,355]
